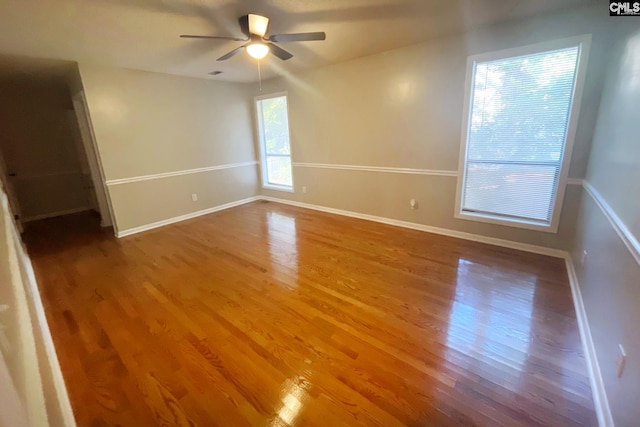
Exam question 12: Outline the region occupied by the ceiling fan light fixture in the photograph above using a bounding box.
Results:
[248,14,270,38]
[182,13,325,62]
[246,42,270,59]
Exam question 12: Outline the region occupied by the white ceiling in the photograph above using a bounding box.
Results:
[0,0,593,82]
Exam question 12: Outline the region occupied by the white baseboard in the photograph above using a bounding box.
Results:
[565,256,613,427]
[116,196,259,237]
[22,207,92,223]
[116,194,566,257]
[259,196,567,258]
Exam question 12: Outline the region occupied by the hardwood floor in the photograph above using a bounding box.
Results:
[24,201,596,426]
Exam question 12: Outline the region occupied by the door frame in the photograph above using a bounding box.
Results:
[0,148,23,232]
[71,91,116,232]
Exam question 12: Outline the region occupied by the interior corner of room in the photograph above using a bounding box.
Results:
[0,1,638,426]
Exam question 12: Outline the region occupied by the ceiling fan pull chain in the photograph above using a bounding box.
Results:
[258,59,262,92]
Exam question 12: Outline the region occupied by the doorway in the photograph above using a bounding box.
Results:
[0,57,111,232]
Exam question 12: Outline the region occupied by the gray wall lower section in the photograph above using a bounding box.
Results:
[571,190,639,427]
[109,165,259,232]
[263,168,580,250]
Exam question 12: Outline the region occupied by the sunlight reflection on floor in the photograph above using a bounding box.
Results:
[267,211,299,283]
[446,258,536,373]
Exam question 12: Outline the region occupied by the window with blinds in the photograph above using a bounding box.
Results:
[456,37,589,231]
[256,94,293,191]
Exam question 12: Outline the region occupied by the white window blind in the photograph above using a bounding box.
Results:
[256,95,293,190]
[460,44,581,226]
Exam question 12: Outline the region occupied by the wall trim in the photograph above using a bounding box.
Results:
[565,256,613,427]
[116,196,259,237]
[293,162,589,182]
[105,161,259,186]
[292,162,458,177]
[582,180,640,265]
[259,196,566,258]
[22,207,92,223]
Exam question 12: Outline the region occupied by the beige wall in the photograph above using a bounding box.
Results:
[0,80,90,220]
[108,166,257,232]
[78,65,259,233]
[0,183,75,427]
[256,5,614,250]
[268,167,581,249]
[571,26,640,427]
[585,31,640,240]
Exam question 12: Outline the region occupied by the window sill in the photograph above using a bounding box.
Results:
[454,210,559,233]
[263,184,294,193]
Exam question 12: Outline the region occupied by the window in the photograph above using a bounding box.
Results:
[256,94,293,191]
[456,36,590,232]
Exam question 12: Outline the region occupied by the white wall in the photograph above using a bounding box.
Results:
[78,65,259,233]
[571,24,640,427]
[255,5,613,250]
[0,182,75,427]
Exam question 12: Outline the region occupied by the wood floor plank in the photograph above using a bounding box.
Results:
[24,202,597,426]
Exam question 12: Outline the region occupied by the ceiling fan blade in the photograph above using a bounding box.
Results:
[267,43,293,61]
[217,45,245,61]
[180,35,247,41]
[248,14,270,37]
[238,15,250,37]
[268,32,326,43]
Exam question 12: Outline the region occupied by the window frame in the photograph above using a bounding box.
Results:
[255,91,295,192]
[454,35,591,233]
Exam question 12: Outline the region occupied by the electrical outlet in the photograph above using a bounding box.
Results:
[191,193,198,202]
[302,186,307,194]
[616,344,627,378]
[410,199,418,210]
[581,250,588,265]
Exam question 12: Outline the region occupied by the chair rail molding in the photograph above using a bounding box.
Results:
[582,180,639,265]
[106,161,259,186]
[292,162,458,176]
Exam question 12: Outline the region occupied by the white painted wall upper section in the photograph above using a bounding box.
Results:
[79,64,256,180]
[586,28,640,240]
[257,5,610,178]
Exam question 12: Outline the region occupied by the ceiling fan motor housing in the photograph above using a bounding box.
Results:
[181,13,326,62]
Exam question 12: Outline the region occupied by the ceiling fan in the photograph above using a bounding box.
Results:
[180,14,326,62]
